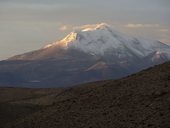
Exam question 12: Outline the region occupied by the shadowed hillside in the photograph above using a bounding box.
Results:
[0,88,63,127]
[0,61,170,128]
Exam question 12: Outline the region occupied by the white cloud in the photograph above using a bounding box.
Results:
[125,24,144,28]
[125,24,160,28]
[59,25,68,31]
[58,23,110,32]
[160,29,169,33]
[59,25,73,31]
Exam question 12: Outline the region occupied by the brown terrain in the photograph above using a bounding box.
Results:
[0,61,170,128]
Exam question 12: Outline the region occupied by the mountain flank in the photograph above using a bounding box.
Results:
[0,61,170,128]
[0,23,170,87]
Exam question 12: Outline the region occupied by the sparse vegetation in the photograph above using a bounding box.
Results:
[0,61,170,128]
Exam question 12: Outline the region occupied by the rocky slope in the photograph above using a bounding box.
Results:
[1,61,170,128]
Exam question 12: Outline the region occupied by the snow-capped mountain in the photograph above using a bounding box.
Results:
[46,23,169,57]
[10,23,170,61]
[1,23,170,87]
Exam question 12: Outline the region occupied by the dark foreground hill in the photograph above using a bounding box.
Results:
[0,61,170,128]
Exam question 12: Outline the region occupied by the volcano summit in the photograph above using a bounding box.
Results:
[0,23,170,87]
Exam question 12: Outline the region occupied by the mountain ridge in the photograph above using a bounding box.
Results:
[0,23,170,87]
[8,23,170,60]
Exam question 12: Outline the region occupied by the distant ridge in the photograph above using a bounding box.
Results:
[1,61,170,128]
[0,23,170,87]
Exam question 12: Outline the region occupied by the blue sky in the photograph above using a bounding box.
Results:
[0,0,170,60]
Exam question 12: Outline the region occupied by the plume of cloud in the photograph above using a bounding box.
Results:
[59,25,73,31]
[58,23,110,32]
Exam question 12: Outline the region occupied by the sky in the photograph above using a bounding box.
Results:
[0,0,170,60]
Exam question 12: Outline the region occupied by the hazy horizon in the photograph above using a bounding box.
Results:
[0,0,170,60]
